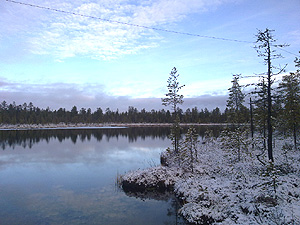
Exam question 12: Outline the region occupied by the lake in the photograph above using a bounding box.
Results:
[0,127,193,225]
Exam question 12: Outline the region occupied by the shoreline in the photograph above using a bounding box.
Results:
[0,122,230,130]
[120,138,300,224]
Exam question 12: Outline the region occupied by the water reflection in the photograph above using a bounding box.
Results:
[0,127,171,150]
[122,190,186,225]
[0,184,186,225]
[0,126,224,150]
[0,127,193,224]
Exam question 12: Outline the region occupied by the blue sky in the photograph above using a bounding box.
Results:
[1,0,300,112]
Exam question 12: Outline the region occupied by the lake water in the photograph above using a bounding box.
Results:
[0,127,191,225]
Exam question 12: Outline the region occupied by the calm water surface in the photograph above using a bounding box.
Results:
[0,127,190,225]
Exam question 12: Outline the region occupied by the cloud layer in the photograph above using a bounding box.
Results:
[0,79,227,111]
[2,0,231,60]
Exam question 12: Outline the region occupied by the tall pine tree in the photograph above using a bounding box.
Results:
[255,28,288,162]
[162,67,185,157]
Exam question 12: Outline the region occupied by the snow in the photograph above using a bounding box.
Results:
[0,123,128,130]
[121,135,300,224]
[122,166,184,190]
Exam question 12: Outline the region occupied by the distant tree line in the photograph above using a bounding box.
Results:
[0,101,247,125]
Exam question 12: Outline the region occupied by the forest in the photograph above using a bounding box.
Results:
[0,101,236,125]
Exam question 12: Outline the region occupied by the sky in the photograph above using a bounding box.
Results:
[1,0,300,112]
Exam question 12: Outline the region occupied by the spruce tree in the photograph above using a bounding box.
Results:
[253,77,268,150]
[226,74,246,125]
[277,57,300,149]
[180,127,199,173]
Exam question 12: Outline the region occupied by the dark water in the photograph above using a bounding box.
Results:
[0,127,195,225]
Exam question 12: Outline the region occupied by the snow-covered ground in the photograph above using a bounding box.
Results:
[121,136,300,224]
[0,123,132,130]
[0,123,227,130]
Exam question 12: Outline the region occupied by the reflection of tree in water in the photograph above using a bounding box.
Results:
[0,126,224,150]
[0,127,171,150]
[165,198,192,225]
[121,188,188,225]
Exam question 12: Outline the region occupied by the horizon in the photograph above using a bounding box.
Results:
[0,95,229,113]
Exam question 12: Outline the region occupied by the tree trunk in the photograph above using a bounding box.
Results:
[250,98,254,138]
[293,123,297,150]
[267,41,274,162]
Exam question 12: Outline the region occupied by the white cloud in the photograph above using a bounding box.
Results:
[26,1,160,60]
[131,0,227,26]
[2,0,233,60]
[182,79,231,97]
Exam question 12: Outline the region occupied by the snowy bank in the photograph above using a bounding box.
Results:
[121,136,300,224]
[121,166,184,193]
[0,123,229,130]
[0,123,127,130]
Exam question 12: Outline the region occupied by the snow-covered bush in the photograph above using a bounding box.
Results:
[121,166,184,192]
[220,127,252,162]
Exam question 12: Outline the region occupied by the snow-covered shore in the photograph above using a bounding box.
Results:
[120,137,300,224]
[0,123,128,130]
[0,123,229,130]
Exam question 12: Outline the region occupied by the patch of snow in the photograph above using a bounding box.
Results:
[122,166,184,189]
[121,135,300,224]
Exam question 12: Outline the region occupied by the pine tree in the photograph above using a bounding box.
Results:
[162,67,185,155]
[277,57,300,149]
[254,28,288,162]
[162,67,185,115]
